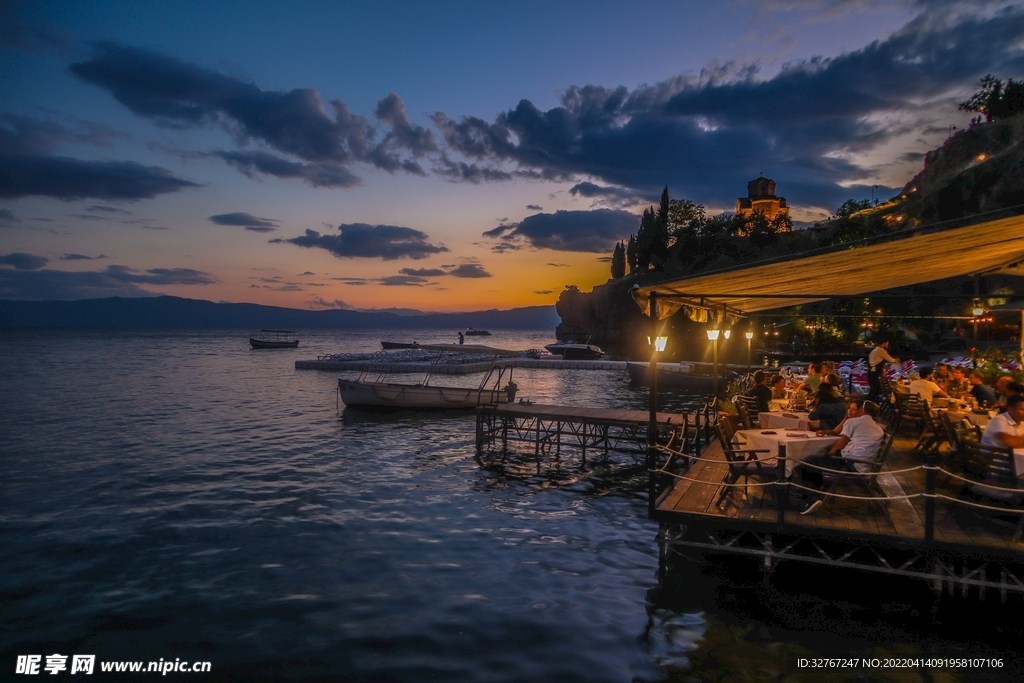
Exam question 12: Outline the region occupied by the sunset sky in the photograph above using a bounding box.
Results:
[2,0,1022,312]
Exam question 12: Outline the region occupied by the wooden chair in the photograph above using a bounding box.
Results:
[734,400,757,430]
[958,442,1024,541]
[818,430,897,510]
[893,391,927,437]
[914,408,946,454]
[713,422,774,508]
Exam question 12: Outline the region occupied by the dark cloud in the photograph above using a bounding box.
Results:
[309,296,351,309]
[274,223,448,260]
[380,274,427,286]
[0,252,49,270]
[526,204,543,211]
[61,253,108,260]
[214,150,360,188]
[533,290,554,295]
[332,277,370,285]
[86,205,131,214]
[0,4,68,54]
[447,263,491,278]
[399,267,447,277]
[71,44,432,186]
[0,209,19,224]
[546,262,569,267]
[299,271,315,276]
[0,114,120,155]
[101,265,217,285]
[568,181,640,207]
[433,4,1024,209]
[485,209,636,253]
[0,155,200,200]
[209,212,279,232]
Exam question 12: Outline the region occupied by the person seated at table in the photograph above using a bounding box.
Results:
[807,386,847,431]
[945,366,970,397]
[969,371,998,407]
[795,362,822,395]
[993,376,1023,410]
[908,366,947,404]
[744,370,773,413]
[769,374,788,400]
[980,394,1024,448]
[795,399,885,514]
[822,372,845,398]
[932,363,952,391]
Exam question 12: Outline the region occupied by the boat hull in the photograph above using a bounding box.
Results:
[380,341,418,349]
[249,338,299,349]
[339,379,510,410]
[626,362,731,392]
[544,343,603,360]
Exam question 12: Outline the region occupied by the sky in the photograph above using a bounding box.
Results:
[2,0,1023,312]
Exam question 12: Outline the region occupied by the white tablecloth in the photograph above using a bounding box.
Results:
[736,429,841,476]
[938,408,995,427]
[759,411,813,431]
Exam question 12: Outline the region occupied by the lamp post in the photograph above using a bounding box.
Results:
[647,293,665,518]
[972,303,984,368]
[707,328,720,403]
[745,330,754,374]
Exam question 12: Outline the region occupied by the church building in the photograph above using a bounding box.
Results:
[736,176,788,220]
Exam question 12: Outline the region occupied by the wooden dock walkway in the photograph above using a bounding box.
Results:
[654,432,1024,596]
[296,357,629,373]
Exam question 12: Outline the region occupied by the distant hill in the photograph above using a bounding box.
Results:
[0,296,560,330]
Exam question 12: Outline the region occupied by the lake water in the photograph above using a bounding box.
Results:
[2,328,1022,681]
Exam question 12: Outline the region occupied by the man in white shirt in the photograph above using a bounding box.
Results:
[908,366,948,405]
[796,399,886,514]
[981,395,1024,449]
[867,339,898,402]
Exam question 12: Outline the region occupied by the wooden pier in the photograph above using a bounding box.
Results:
[296,357,628,373]
[653,432,1024,598]
[476,403,687,469]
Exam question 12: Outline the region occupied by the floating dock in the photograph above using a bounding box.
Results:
[296,357,628,373]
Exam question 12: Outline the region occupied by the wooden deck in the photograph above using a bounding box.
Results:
[655,433,1024,555]
[492,403,687,428]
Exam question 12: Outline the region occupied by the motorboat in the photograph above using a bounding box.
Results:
[465,328,492,336]
[380,341,419,350]
[249,329,299,349]
[626,362,734,392]
[544,341,603,360]
[338,343,519,410]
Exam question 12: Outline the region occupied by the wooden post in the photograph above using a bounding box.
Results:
[648,292,659,519]
[776,444,788,525]
[925,451,936,543]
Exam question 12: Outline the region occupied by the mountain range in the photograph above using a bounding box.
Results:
[0,296,560,330]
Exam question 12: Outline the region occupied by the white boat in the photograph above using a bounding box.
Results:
[338,343,519,410]
[543,342,603,360]
[249,329,299,348]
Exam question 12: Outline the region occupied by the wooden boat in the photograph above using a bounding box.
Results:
[626,362,734,392]
[380,341,418,350]
[249,329,299,349]
[465,328,492,336]
[338,343,519,410]
[544,342,603,360]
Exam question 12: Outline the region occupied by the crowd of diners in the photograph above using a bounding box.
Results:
[738,342,1024,514]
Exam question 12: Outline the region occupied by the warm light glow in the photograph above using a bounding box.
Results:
[723,329,731,339]
[976,153,987,162]
[647,335,668,352]
[745,331,754,340]
[707,329,720,341]
[973,307,985,317]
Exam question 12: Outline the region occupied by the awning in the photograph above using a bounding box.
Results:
[634,214,1024,319]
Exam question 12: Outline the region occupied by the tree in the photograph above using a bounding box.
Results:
[626,233,638,274]
[650,186,671,267]
[959,75,1024,122]
[635,207,656,271]
[833,198,871,219]
[610,241,626,279]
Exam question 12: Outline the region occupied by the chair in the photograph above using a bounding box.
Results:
[713,422,774,508]
[893,392,928,436]
[913,408,947,454]
[734,400,757,430]
[815,430,897,505]
[958,442,1024,541]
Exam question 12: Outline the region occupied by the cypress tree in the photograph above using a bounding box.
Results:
[611,241,626,279]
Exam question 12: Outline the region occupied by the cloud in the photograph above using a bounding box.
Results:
[546,262,569,267]
[447,263,491,278]
[379,274,428,286]
[526,204,543,211]
[433,3,1024,210]
[309,296,351,309]
[273,223,448,260]
[399,267,447,277]
[533,290,554,295]
[0,209,19,225]
[484,209,636,253]
[100,264,217,285]
[71,43,433,186]
[0,155,200,200]
[0,264,215,300]
[61,253,108,260]
[0,252,49,270]
[209,211,279,232]
[86,205,132,214]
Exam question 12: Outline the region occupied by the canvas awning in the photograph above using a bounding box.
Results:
[633,214,1024,319]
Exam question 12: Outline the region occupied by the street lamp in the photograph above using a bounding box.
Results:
[971,301,985,368]
[646,292,666,518]
[707,328,721,403]
[745,330,754,374]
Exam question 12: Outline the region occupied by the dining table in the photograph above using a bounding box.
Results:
[936,407,996,427]
[735,429,841,476]
[759,411,814,431]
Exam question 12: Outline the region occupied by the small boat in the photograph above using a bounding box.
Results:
[465,328,492,336]
[338,343,519,410]
[381,341,419,350]
[626,362,734,392]
[249,329,299,349]
[544,342,603,360]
